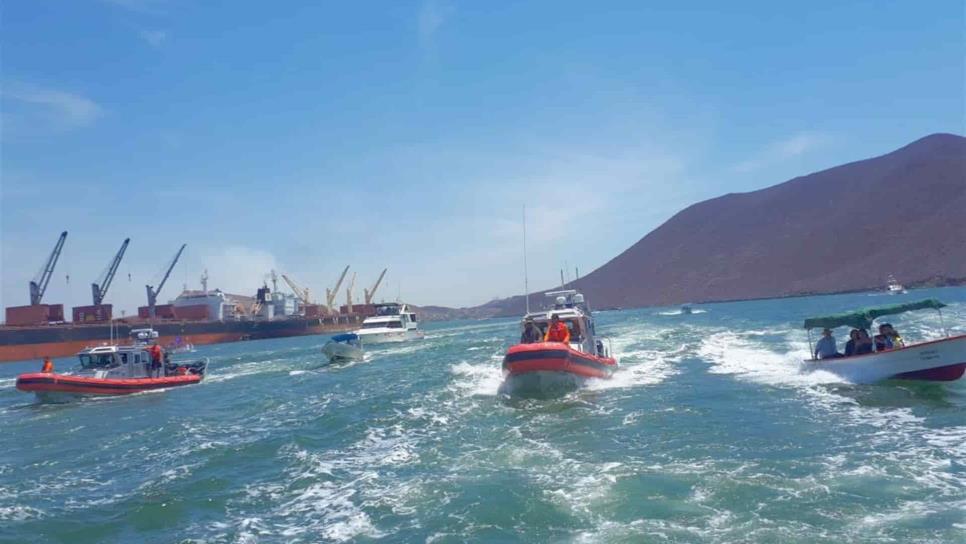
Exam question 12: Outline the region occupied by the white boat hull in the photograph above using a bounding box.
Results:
[321,341,364,363]
[803,334,966,383]
[354,329,425,345]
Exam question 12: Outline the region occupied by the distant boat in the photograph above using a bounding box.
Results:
[354,303,425,344]
[680,304,694,315]
[886,275,907,295]
[802,299,964,383]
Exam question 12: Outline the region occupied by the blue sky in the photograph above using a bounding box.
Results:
[1,0,963,313]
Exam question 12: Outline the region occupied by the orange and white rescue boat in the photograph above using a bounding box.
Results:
[16,328,208,403]
[501,290,618,397]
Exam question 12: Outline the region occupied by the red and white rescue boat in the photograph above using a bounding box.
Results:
[501,290,618,397]
[16,328,208,403]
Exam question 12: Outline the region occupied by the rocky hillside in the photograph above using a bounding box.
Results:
[425,133,966,319]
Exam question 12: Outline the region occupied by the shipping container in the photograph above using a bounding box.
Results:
[137,305,176,319]
[173,304,209,321]
[72,304,113,323]
[339,303,377,317]
[5,304,65,326]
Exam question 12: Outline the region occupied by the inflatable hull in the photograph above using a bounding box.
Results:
[500,342,617,397]
[16,372,203,402]
[803,334,966,383]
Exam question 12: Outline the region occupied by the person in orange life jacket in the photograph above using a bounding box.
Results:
[149,344,163,377]
[544,314,571,344]
[41,356,54,373]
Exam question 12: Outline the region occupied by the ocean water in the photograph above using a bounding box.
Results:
[1,287,964,543]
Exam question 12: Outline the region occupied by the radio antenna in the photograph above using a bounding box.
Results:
[523,204,530,314]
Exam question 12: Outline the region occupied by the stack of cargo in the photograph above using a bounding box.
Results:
[5,304,65,326]
[72,304,112,323]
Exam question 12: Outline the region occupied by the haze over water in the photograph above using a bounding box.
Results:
[1,288,964,543]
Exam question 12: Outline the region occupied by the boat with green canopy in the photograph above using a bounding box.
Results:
[802,299,965,383]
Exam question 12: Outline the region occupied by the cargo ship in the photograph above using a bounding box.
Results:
[0,286,363,363]
[2,234,389,363]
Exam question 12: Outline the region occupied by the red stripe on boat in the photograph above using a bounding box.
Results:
[16,372,201,395]
[503,342,617,379]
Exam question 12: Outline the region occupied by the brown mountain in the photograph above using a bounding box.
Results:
[424,133,966,319]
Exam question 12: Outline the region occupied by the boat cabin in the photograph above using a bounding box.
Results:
[521,290,610,358]
[76,344,159,379]
[361,303,418,330]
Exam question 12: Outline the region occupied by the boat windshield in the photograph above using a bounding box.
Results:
[79,353,117,369]
[375,306,401,316]
[363,320,402,329]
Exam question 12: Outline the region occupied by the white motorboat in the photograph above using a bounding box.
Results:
[354,303,425,344]
[802,299,964,383]
[886,275,907,295]
[321,333,364,363]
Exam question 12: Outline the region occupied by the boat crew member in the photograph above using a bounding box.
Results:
[544,314,571,344]
[520,317,543,344]
[149,343,164,377]
[41,356,54,374]
[814,328,841,359]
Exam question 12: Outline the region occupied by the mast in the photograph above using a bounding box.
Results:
[523,205,530,314]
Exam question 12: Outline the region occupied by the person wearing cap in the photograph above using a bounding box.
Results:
[814,328,841,359]
[520,317,543,344]
[544,314,571,344]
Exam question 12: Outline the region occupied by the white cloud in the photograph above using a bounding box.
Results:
[2,83,102,132]
[418,0,454,49]
[734,132,826,173]
[139,29,167,47]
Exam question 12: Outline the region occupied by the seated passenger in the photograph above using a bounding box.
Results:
[814,328,841,359]
[844,329,860,357]
[544,314,571,344]
[883,323,905,348]
[855,328,874,355]
[875,323,895,351]
[520,318,543,344]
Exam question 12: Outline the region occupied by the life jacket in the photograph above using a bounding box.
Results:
[41,360,54,373]
[544,322,571,343]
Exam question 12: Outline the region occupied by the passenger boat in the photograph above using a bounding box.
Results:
[16,329,208,403]
[321,333,364,363]
[354,303,425,344]
[500,290,618,397]
[802,299,965,383]
[886,275,907,295]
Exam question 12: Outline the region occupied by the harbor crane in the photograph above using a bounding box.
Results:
[30,231,68,305]
[91,238,130,305]
[146,244,186,317]
[325,265,350,313]
[345,272,357,313]
[364,268,387,305]
[281,274,313,304]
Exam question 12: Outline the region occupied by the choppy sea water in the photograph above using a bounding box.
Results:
[1,287,964,543]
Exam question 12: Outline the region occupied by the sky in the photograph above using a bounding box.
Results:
[1,1,964,315]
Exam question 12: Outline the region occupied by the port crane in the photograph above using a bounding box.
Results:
[325,265,350,313]
[91,238,130,305]
[345,272,357,313]
[364,268,387,305]
[30,231,68,305]
[146,244,186,317]
[281,274,313,305]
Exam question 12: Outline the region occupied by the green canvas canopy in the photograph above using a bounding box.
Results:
[803,299,946,330]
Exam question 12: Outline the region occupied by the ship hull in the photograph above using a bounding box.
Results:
[0,317,356,363]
